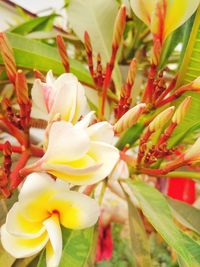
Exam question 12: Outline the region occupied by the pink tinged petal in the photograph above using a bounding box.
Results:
[31,79,48,119]
[49,82,78,122]
[46,70,55,85]
[0,224,48,258]
[130,0,155,25]
[87,122,114,144]
[47,192,100,229]
[5,203,45,238]
[44,121,90,162]
[43,214,62,267]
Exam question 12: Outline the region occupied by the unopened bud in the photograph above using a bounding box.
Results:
[126,58,137,89]
[184,137,200,162]
[112,5,126,50]
[192,76,200,89]
[34,69,45,82]
[0,33,16,83]
[15,70,29,105]
[114,103,146,133]
[149,106,175,132]
[84,31,92,55]
[172,96,191,124]
[151,38,162,66]
[3,141,12,157]
[56,35,69,73]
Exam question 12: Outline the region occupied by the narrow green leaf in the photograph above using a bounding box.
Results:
[36,250,46,267]
[116,122,145,150]
[10,15,57,35]
[127,179,200,267]
[168,6,200,145]
[167,197,200,235]
[0,32,93,85]
[59,227,94,267]
[128,200,152,267]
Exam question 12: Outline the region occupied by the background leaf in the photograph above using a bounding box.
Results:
[128,199,152,267]
[59,227,94,267]
[167,197,200,235]
[127,179,200,267]
[67,0,122,91]
[0,32,93,85]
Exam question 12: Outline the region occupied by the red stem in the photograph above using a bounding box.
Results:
[10,151,31,190]
[142,64,157,103]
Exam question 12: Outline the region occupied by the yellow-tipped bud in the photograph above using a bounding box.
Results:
[126,58,137,88]
[114,103,146,133]
[149,106,175,132]
[172,96,192,124]
[184,137,200,162]
[192,76,200,89]
[112,5,126,49]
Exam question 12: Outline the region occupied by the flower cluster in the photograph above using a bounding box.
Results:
[1,72,119,267]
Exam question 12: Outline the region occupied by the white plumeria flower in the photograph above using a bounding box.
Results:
[31,70,89,123]
[1,173,99,267]
[24,113,119,185]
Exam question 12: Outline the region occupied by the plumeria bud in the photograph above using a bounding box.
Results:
[31,71,89,123]
[15,70,31,129]
[172,96,192,124]
[149,106,175,132]
[183,137,200,162]
[0,32,16,83]
[114,103,146,133]
[33,69,45,82]
[56,35,70,73]
[151,38,162,65]
[1,173,99,266]
[15,70,29,105]
[3,141,12,157]
[112,5,126,50]
[126,58,137,91]
[21,114,119,185]
[130,0,199,44]
[191,76,200,89]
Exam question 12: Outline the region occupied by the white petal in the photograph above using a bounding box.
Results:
[54,73,78,89]
[46,70,55,85]
[47,191,100,229]
[19,172,55,202]
[49,81,78,122]
[44,121,90,162]
[31,79,48,118]
[74,111,95,129]
[43,214,62,267]
[87,121,114,143]
[5,203,45,238]
[1,224,48,258]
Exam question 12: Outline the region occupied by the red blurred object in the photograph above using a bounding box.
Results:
[167,178,195,204]
[96,224,113,262]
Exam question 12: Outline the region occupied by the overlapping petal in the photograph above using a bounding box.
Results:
[31,71,89,123]
[39,118,119,185]
[1,173,100,267]
[130,0,200,42]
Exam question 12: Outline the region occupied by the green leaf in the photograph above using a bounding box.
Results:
[0,32,93,85]
[67,0,122,91]
[116,122,145,150]
[10,15,57,35]
[169,6,200,144]
[128,199,152,267]
[0,242,15,267]
[167,197,200,235]
[59,227,94,267]
[127,179,200,267]
[36,250,46,267]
